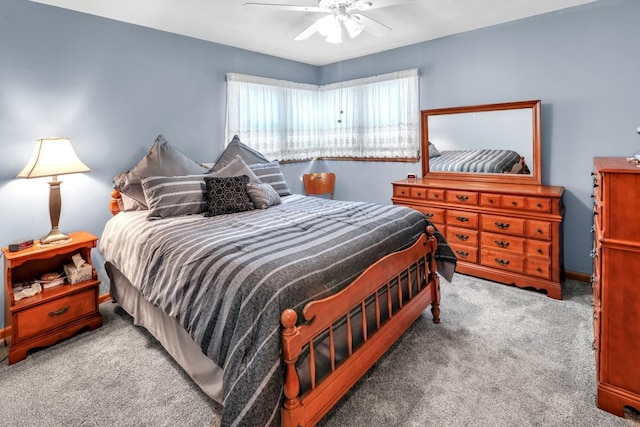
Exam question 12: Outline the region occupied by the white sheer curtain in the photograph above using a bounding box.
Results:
[226,69,419,161]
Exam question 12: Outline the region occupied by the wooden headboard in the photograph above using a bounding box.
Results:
[110,190,122,216]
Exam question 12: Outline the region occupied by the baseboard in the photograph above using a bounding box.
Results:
[564,270,591,284]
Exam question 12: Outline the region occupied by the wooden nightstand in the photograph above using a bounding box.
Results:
[3,231,102,364]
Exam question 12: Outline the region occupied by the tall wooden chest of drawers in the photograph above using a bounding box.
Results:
[392,178,564,299]
[591,157,640,416]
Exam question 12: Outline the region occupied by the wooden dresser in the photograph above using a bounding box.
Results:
[591,157,640,416]
[392,178,564,298]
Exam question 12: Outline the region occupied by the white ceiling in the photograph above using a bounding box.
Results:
[31,0,597,66]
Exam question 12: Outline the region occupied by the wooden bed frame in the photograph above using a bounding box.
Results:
[109,189,441,427]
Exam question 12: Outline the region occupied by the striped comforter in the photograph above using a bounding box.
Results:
[100,194,454,426]
[430,149,524,173]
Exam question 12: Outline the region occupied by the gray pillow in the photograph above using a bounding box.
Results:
[428,141,441,158]
[211,135,270,171]
[141,174,210,220]
[114,135,208,209]
[248,161,291,196]
[211,155,261,183]
[204,175,254,216]
[247,183,282,209]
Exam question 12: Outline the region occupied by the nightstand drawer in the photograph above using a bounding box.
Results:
[15,288,97,341]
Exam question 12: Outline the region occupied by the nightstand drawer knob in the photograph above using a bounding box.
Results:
[49,305,70,317]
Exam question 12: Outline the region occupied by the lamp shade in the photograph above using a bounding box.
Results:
[17,137,90,179]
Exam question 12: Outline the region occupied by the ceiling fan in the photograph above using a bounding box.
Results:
[243,0,406,43]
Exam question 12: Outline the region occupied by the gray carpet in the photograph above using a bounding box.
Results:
[0,274,636,427]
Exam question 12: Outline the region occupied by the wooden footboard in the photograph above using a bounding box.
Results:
[280,226,440,427]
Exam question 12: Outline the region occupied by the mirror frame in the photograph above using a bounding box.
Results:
[421,99,542,185]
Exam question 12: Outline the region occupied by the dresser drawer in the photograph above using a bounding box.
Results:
[480,249,524,273]
[501,195,526,210]
[479,193,501,208]
[15,288,97,341]
[445,190,478,206]
[447,226,478,248]
[411,205,445,224]
[427,189,445,202]
[409,187,427,200]
[527,197,552,213]
[526,220,552,240]
[526,258,551,279]
[393,186,411,198]
[481,232,524,253]
[481,215,525,236]
[525,240,551,259]
[446,210,479,229]
[450,244,477,263]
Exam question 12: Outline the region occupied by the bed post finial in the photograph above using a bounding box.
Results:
[110,189,122,216]
[281,308,302,424]
[425,224,441,323]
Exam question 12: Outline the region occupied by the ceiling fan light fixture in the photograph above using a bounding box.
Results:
[344,16,364,38]
[326,29,343,43]
[317,14,338,36]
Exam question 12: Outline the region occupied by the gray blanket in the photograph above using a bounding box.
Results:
[430,149,526,173]
[100,194,455,426]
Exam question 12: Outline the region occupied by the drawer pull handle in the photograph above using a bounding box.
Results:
[455,216,469,223]
[536,267,542,272]
[536,248,543,254]
[590,274,596,284]
[590,225,595,233]
[495,258,510,266]
[455,250,469,258]
[511,201,517,206]
[536,203,543,208]
[494,240,509,248]
[590,249,597,258]
[536,228,543,234]
[494,221,510,229]
[424,213,434,218]
[488,198,495,204]
[592,340,597,351]
[456,233,469,241]
[49,305,70,317]
[456,195,469,201]
[434,194,439,199]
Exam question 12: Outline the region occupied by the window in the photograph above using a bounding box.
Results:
[226,69,419,161]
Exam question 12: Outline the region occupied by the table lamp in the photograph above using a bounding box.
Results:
[17,137,91,244]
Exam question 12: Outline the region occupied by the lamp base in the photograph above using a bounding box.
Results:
[40,228,71,245]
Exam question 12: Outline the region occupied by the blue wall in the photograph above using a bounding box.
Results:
[1,0,639,327]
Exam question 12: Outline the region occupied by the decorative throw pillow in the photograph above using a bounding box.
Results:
[141,174,211,220]
[248,161,291,196]
[113,135,208,209]
[204,175,254,216]
[210,155,261,183]
[428,141,441,158]
[211,135,270,171]
[246,183,282,209]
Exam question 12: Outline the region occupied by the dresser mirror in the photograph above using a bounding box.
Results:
[421,99,541,185]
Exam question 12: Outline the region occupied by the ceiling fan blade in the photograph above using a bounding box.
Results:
[351,13,391,37]
[243,2,322,12]
[360,0,417,11]
[294,22,319,41]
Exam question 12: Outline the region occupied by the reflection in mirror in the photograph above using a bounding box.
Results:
[421,100,541,185]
